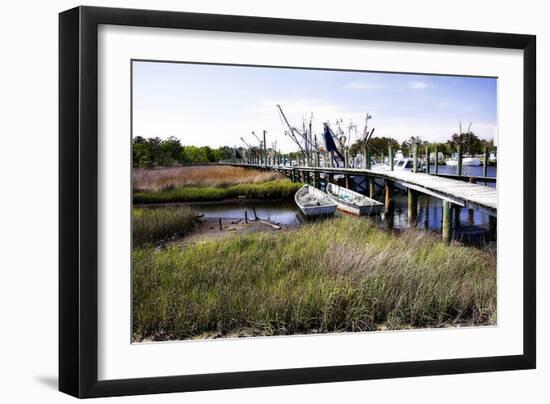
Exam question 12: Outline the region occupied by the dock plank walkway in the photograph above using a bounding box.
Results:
[225,163,497,216]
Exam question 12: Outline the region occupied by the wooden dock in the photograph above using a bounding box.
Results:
[224,162,497,242]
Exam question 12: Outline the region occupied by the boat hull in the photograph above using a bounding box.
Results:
[446,158,481,166]
[326,183,383,216]
[294,185,337,217]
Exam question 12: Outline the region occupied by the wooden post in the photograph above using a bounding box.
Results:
[366,147,371,169]
[219,218,223,230]
[345,174,350,189]
[408,189,418,226]
[434,146,439,174]
[244,210,248,224]
[489,215,497,240]
[389,146,394,171]
[468,177,475,225]
[456,143,463,176]
[483,147,489,180]
[384,180,394,229]
[369,178,375,199]
[467,208,474,225]
[344,147,349,168]
[385,180,393,214]
[412,143,419,173]
[442,201,452,242]
[425,145,430,174]
[263,130,267,168]
[424,196,430,229]
[454,205,461,236]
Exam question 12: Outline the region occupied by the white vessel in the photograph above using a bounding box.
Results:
[326,183,383,216]
[371,157,417,172]
[294,185,337,217]
[446,156,481,166]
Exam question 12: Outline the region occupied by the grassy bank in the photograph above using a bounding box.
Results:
[132,217,496,341]
[134,165,283,192]
[134,180,302,204]
[133,207,200,247]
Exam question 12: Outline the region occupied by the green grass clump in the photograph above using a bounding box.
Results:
[132,217,496,341]
[133,179,302,204]
[133,207,200,247]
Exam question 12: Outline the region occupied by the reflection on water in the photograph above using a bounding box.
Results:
[194,200,301,226]
[189,167,496,242]
[193,193,490,234]
[389,192,490,231]
[427,164,497,188]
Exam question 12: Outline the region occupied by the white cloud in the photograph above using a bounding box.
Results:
[408,81,429,90]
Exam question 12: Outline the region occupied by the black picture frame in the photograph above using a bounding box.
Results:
[59,5,536,398]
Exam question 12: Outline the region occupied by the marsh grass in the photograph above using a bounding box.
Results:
[133,165,283,192]
[133,180,302,204]
[133,207,200,247]
[132,217,496,341]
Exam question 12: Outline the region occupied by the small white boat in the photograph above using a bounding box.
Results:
[371,157,417,172]
[446,156,481,166]
[294,184,337,217]
[326,183,383,216]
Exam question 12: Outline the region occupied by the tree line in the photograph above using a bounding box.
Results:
[133,136,236,168]
[134,131,494,167]
[350,132,494,158]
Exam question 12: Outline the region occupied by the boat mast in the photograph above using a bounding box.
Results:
[276,104,308,160]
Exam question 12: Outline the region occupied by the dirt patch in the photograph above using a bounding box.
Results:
[171,217,284,246]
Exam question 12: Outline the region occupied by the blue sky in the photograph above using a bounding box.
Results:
[132,61,497,152]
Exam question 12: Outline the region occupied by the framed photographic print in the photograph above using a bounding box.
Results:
[59,6,536,398]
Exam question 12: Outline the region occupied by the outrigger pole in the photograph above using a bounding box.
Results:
[276,104,308,162]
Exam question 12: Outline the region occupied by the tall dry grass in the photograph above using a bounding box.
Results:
[133,165,283,192]
[132,217,496,341]
[133,180,301,204]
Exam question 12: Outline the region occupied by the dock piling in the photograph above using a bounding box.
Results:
[408,189,418,226]
[434,146,439,174]
[467,177,475,224]
[425,145,430,174]
[454,205,461,236]
[385,180,394,214]
[368,177,375,199]
[483,147,489,184]
[366,147,371,169]
[412,143,418,173]
[489,215,497,240]
[456,143,463,176]
[384,180,394,229]
[442,201,452,242]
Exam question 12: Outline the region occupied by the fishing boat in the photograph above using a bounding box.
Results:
[326,183,383,216]
[371,157,422,172]
[446,155,481,166]
[294,184,337,217]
